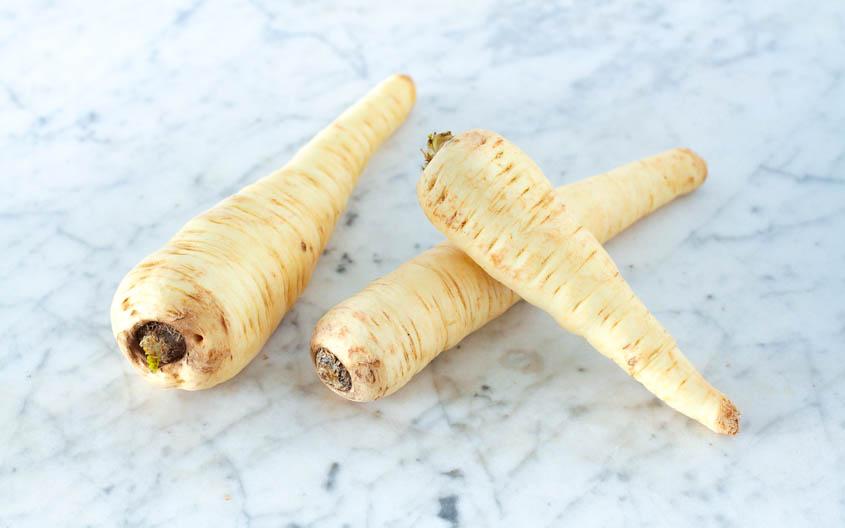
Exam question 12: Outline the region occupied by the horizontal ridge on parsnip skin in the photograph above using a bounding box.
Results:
[311,141,710,403]
[110,74,416,390]
[416,129,739,435]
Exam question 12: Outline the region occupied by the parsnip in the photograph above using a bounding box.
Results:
[312,141,707,403]
[111,74,415,390]
[416,129,739,435]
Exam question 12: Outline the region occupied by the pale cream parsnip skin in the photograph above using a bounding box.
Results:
[111,74,415,390]
[312,147,709,403]
[416,130,739,435]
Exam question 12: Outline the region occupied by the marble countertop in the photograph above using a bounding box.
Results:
[3,1,844,526]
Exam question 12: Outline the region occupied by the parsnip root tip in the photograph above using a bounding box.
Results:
[397,73,415,87]
[133,321,186,372]
[679,147,708,182]
[314,347,352,392]
[422,131,454,168]
[718,398,740,436]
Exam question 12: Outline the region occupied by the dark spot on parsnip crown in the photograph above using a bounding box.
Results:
[130,321,187,368]
[314,347,352,392]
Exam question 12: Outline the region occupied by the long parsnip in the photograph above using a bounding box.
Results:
[416,129,739,435]
[111,74,415,390]
[312,144,707,402]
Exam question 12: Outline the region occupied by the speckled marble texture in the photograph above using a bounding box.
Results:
[2,1,844,526]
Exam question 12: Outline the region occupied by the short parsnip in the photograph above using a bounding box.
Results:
[111,74,415,390]
[312,141,708,402]
[416,129,739,435]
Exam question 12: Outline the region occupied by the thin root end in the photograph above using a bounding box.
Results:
[716,397,740,436]
[421,131,454,169]
[133,321,186,372]
[678,147,708,183]
[314,347,352,392]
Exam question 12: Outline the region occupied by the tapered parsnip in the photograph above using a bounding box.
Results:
[312,141,707,402]
[416,129,739,435]
[111,74,415,390]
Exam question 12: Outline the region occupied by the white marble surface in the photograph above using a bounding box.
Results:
[2,1,844,526]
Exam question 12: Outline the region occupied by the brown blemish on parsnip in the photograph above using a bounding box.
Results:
[490,251,505,267]
[192,347,228,374]
[130,321,187,367]
[259,273,273,309]
[138,260,163,269]
[353,359,381,384]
